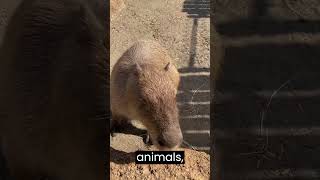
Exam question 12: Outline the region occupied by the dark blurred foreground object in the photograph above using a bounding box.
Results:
[212,0,320,179]
[0,0,109,179]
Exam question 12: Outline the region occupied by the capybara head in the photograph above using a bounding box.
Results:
[128,62,183,150]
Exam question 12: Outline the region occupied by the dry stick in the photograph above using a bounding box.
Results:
[190,82,207,103]
[243,79,293,168]
[287,82,305,113]
[182,140,196,150]
[260,79,292,147]
[257,159,261,169]
[187,82,208,150]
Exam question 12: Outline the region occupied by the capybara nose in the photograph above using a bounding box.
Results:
[157,137,166,147]
[157,131,183,149]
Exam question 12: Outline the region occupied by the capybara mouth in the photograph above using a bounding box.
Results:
[151,131,183,151]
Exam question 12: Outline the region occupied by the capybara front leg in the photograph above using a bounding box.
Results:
[111,114,130,136]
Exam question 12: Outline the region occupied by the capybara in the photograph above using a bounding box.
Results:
[0,0,108,179]
[110,40,183,150]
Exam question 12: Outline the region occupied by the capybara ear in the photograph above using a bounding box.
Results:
[133,63,143,76]
[164,62,171,71]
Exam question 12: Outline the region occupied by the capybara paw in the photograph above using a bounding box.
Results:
[110,122,124,134]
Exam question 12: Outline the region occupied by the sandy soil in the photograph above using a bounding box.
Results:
[110,0,125,20]
[111,148,210,180]
[110,0,209,69]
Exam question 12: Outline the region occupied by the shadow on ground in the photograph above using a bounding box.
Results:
[213,0,320,179]
[110,147,136,164]
[178,67,210,153]
[179,0,210,153]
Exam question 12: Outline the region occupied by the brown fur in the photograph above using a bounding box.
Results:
[111,40,182,150]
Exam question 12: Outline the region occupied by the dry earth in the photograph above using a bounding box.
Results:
[111,147,210,180]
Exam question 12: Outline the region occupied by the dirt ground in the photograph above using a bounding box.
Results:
[110,0,210,179]
[111,147,210,180]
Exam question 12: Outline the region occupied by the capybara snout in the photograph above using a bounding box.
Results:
[157,126,183,149]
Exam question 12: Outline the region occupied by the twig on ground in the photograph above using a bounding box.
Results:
[260,79,292,139]
[182,140,196,150]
